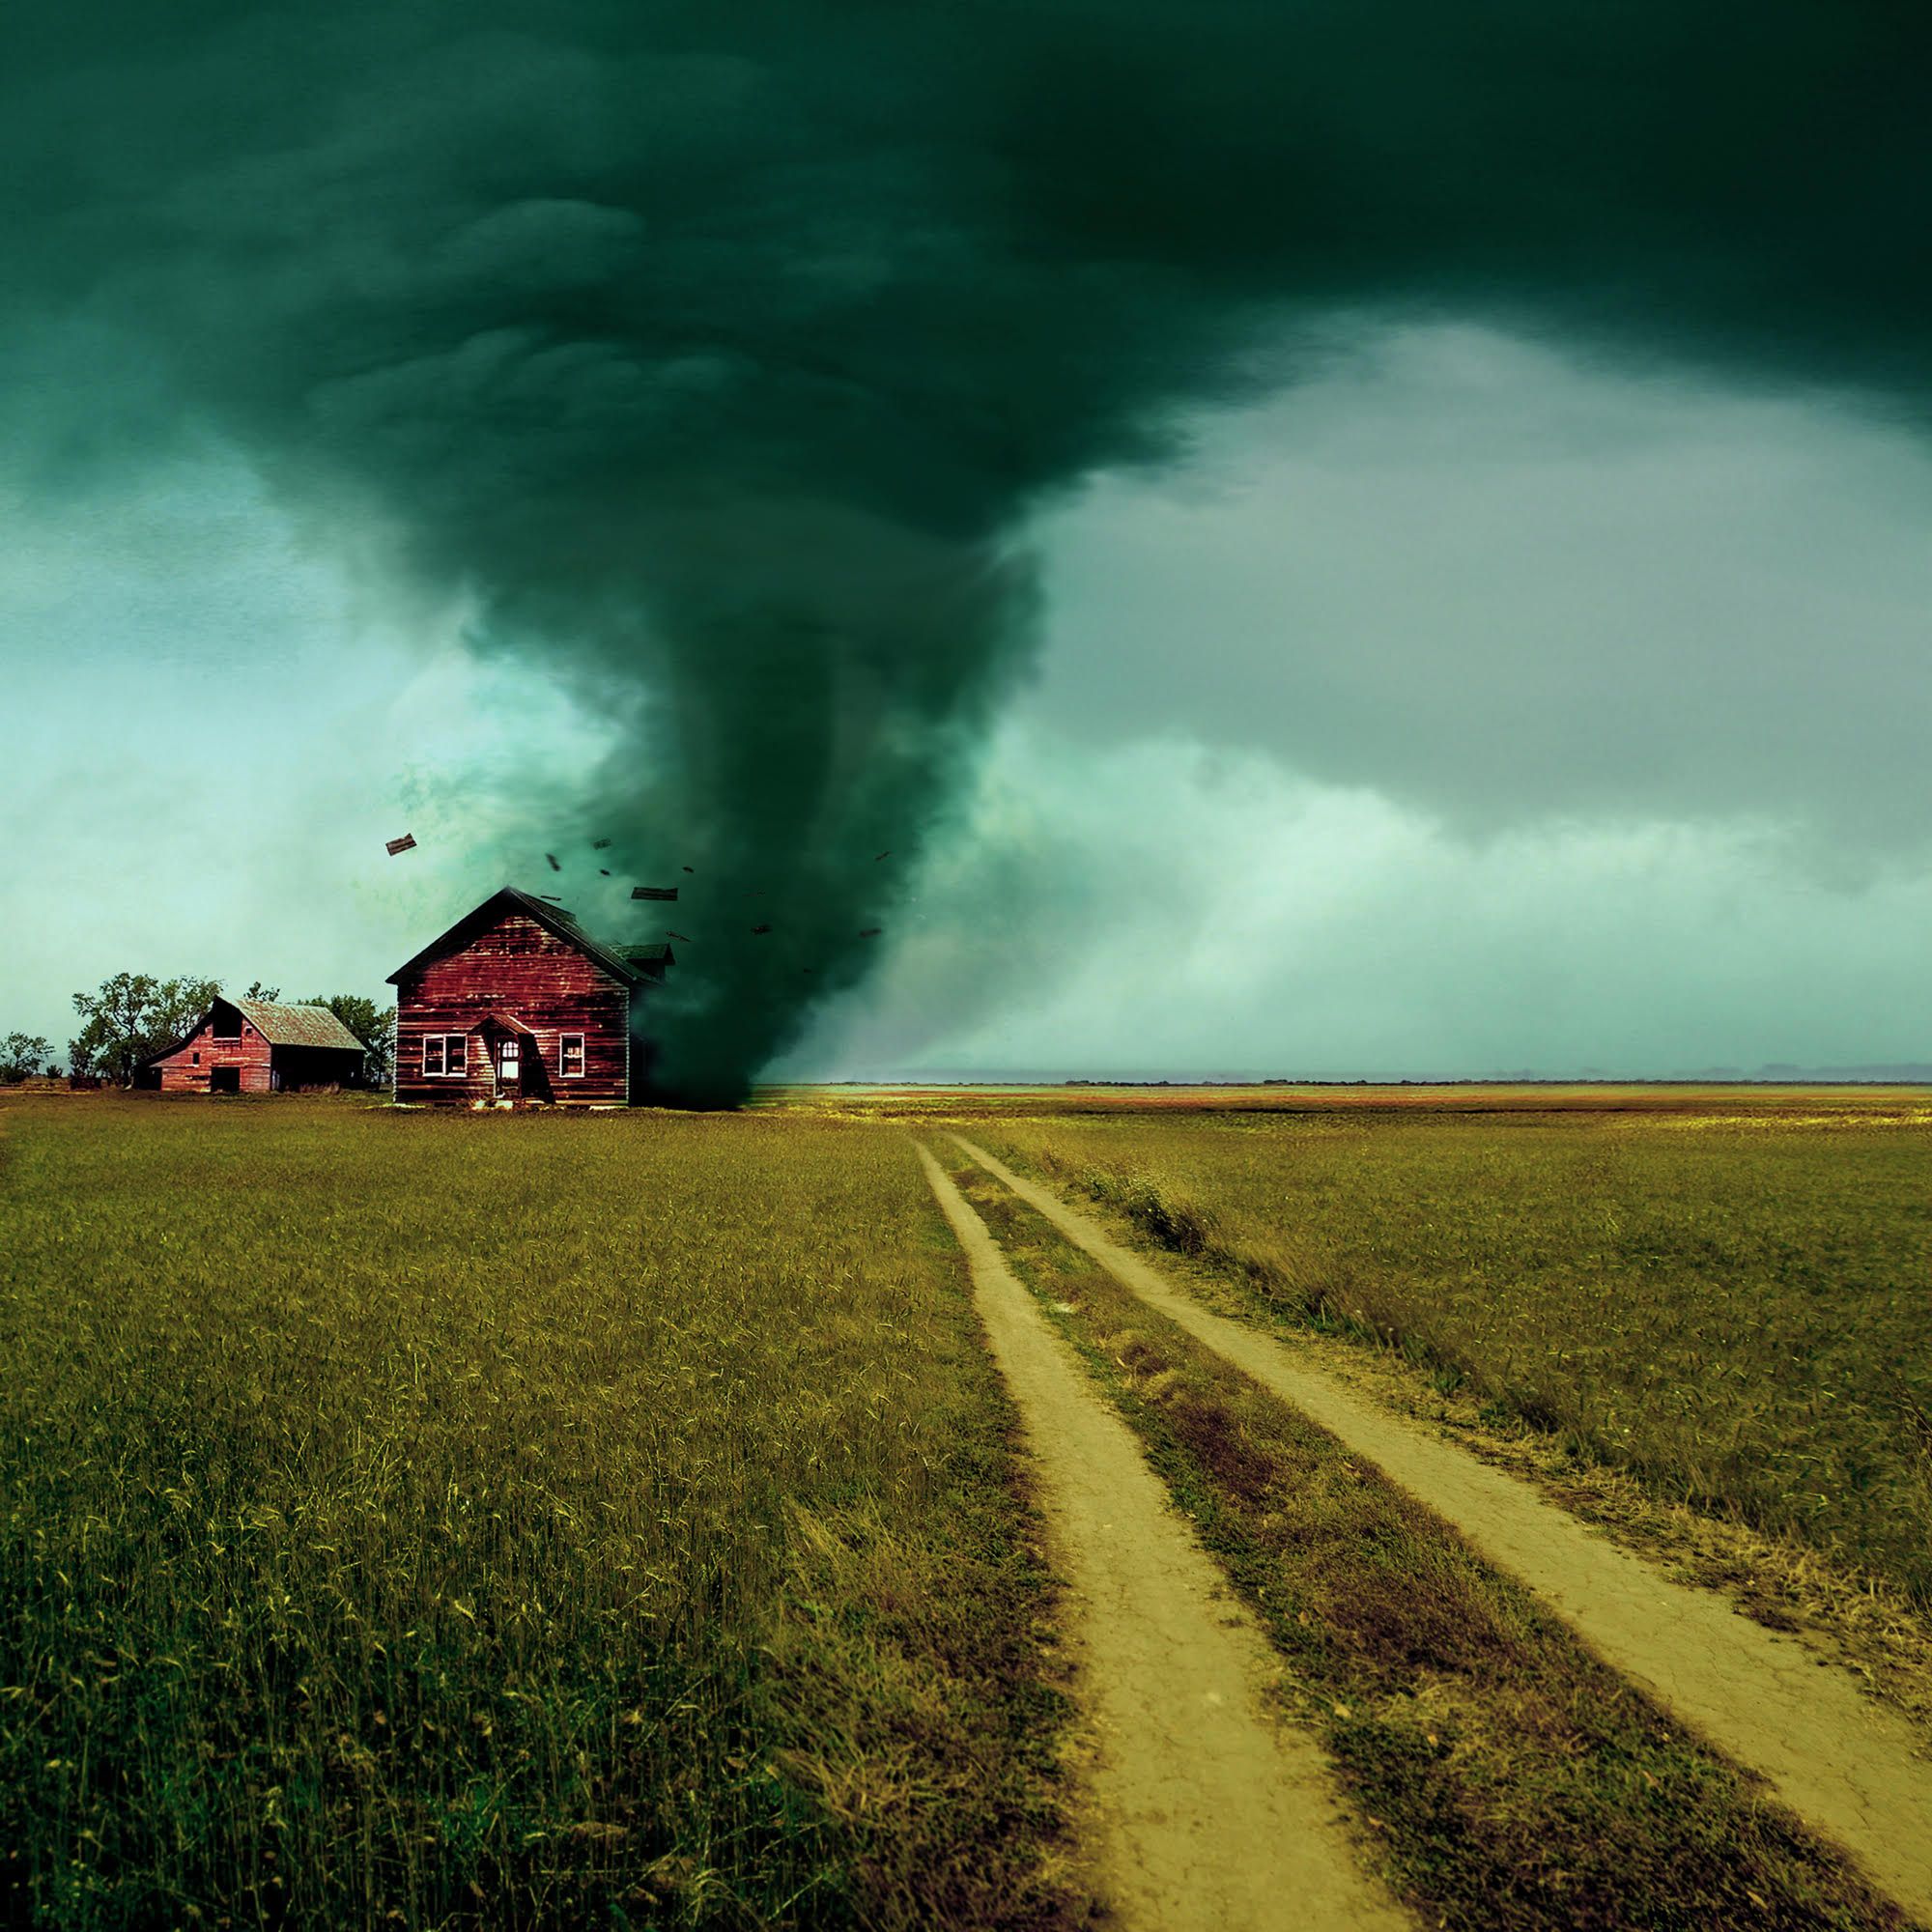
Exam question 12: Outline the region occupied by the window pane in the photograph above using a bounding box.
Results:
[423,1036,444,1076]
[447,1036,465,1074]
[561,1035,584,1074]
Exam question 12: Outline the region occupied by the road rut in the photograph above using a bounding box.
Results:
[916,1144,1411,1932]
[951,1132,1932,1923]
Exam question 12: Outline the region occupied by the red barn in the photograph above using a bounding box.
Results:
[387,887,671,1107]
[144,996,369,1094]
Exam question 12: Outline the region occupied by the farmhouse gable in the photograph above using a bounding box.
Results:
[387,887,671,1107]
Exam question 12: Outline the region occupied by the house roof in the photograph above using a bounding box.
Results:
[229,998,369,1051]
[386,886,675,987]
[142,996,367,1065]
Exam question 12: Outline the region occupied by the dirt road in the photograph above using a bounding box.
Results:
[950,1132,1932,1924]
[916,1145,1412,1932]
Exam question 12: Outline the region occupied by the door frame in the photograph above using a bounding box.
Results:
[494,1034,522,1094]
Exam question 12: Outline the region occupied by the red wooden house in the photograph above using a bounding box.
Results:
[387,887,672,1107]
[143,996,369,1094]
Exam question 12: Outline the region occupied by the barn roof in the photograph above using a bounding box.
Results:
[141,996,367,1065]
[386,886,674,987]
[230,999,368,1051]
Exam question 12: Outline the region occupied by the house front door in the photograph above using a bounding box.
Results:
[497,1037,521,1092]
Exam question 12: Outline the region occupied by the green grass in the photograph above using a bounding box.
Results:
[760,1081,1932,1122]
[939,1148,1907,1932]
[965,1104,1932,1605]
[0,1096,1083,1930]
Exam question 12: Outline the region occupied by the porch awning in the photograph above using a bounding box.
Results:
[469,1010,538,1037]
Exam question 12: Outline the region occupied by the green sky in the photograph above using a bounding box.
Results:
[4,4,1928,1083]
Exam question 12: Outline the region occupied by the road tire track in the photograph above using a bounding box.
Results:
[916,1142,1413,1932]
[950,1131,1932,1924]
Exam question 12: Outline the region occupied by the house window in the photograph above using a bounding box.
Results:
[422,1035,468,1077]
[191,1051,200,1065]
[560,1034,584,1078]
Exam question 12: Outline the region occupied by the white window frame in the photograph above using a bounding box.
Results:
[421,1034,469,1078]
[559,1033,585,1078]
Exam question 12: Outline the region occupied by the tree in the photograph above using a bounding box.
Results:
[302,993,396,1087]
[242,980,282,1001]
[0,1033,51,1083]
[70,973,220,1087]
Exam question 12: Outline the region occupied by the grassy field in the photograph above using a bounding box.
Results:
[958,1091,1932,1605]
[0,1095,1082,1930]
[763,1080,1932,1122]
[7,1082,1928,1928]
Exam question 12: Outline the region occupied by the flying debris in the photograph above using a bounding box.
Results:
[539,894,564,903]
[632,886,678,900]
[859,927,882,937]
[682,866,695,873]
[599,868,611,876]
[751,924,771,935]
[668,931,691,944]
[874,851,890,862]
[546,853,561,871]
[592,838,611,849]
[384,833,416,856]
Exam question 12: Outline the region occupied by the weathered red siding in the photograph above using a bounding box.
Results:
[151,1017,274,1094]
[395,911,633,1107]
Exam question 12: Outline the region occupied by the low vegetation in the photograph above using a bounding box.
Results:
[968,1095,1932,1605]
[0,1096,1082,1930]
[9,1081,1925,1926]
[1,1034,54,1084]
[940,1147,1907,1931]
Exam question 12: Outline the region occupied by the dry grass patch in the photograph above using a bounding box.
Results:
[971,1109,1932,1609]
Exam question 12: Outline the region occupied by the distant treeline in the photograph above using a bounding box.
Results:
[2,975,397,1087]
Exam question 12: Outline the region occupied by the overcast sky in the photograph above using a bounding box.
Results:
[6,316,1928,1077]
[6,4,1931,1086]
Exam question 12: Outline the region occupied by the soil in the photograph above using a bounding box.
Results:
[916,1144,1413,1932]
[950,1132,1932,1925]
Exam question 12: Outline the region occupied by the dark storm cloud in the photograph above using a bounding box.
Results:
[4,0,1927,1099]
[1030,327,1932,847]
